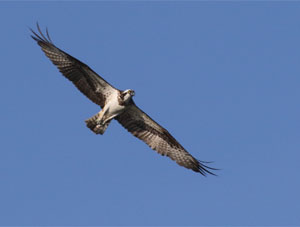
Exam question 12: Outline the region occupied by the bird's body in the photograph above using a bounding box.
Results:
[31,24,216,176]
[86,89,134,134]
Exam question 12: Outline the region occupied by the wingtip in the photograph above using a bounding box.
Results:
[197,160,219,177]
[29,22,53,44]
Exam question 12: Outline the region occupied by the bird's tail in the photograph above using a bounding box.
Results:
[85,113,111,135]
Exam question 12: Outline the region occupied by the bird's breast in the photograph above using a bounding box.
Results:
[105,91,126,116]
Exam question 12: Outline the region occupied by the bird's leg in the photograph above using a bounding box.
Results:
[95,106,109,125]
[96,106,121,125]
[85,109,110,135]
[95,115,104,126]
[101,114,118,125]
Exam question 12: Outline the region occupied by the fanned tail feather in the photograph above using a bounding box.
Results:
[85,113,111,135]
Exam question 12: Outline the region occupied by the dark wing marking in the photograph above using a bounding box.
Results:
[30,23,117,108]
[116,102,217,176]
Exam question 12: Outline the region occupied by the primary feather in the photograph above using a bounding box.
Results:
[31,23,217,176]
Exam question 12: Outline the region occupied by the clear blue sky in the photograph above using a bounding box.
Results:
[0,1,299,226]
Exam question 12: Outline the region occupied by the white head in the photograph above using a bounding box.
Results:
[121,89,135,103]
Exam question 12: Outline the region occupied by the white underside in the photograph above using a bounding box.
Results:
[100,90,126,123]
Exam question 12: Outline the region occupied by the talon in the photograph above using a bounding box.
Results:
[96,119,105,126]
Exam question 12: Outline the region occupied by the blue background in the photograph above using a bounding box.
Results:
[0,2,299,225]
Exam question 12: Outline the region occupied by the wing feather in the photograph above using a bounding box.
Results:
[31,24,117,107]
[116,103,217,175]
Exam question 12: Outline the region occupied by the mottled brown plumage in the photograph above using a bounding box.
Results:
[30,24,116,108]
[116,104,216,175]
[31,23,217,176]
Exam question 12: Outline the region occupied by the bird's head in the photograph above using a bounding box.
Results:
[121,89,135,103]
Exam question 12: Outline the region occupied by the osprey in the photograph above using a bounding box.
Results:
[31,24,216,176]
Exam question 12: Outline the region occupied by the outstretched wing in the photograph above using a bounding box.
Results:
[31,24,117,108]
[116,103,217,175]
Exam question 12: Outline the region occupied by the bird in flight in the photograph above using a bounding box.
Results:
[31,24,216,176]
